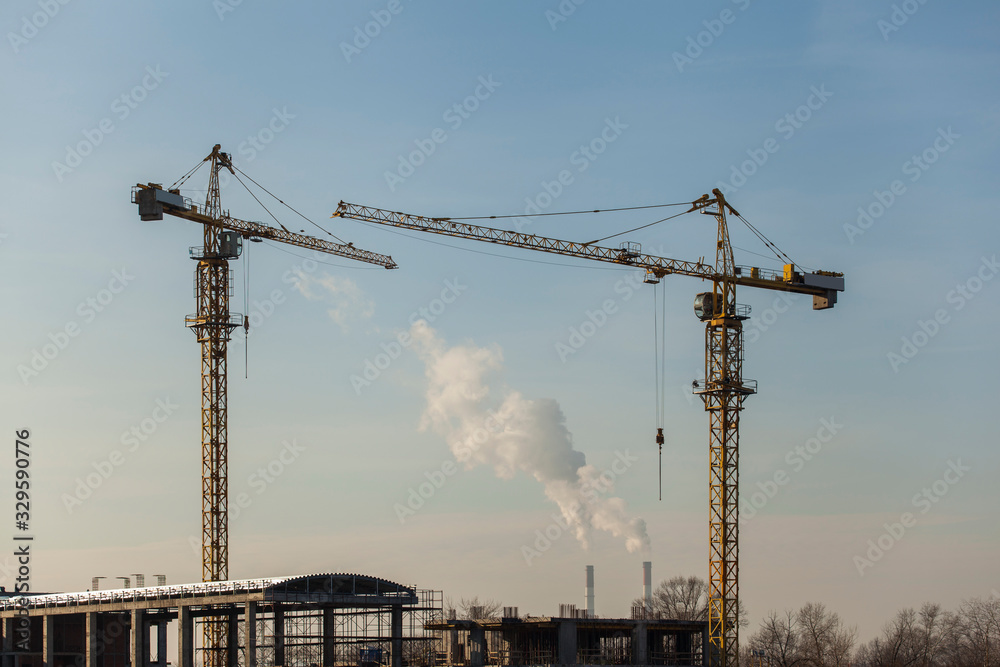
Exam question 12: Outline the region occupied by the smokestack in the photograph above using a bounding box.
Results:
[585,565,595,618]
[643,562,652,614]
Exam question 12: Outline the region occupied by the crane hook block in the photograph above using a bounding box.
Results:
[655,427,664,446]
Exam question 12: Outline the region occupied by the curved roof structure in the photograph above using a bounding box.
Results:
[0,573,417,614]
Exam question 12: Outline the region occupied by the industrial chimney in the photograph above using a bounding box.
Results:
[642,562,652,615]
[585,565,595,618]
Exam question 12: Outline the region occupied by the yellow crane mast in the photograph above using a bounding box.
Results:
[132,145,397,666]
[333,190,844,667]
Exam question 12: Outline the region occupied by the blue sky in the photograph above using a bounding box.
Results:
[2,0,998,641]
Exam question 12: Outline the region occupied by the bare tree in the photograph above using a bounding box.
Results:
[954,596,1000,667]
[458,596,502,619]
[747,610,803,667]
[631,575,748,626]
[746,603,854,667]
[796,602,856,667]
[854,603,954,667]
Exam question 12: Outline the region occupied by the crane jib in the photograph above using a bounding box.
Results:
[333,200,843,307]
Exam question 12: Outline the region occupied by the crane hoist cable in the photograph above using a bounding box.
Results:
[169,158,207,191]
[586,208,692,246]
[653,281,667,501]
[231,171,290,233]
[232,165,347,244]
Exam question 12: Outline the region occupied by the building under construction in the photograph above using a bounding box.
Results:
[430,613,706,666]
[0,574,441,667]
[0,567,707,667]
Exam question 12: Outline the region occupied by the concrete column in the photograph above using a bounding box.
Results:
[130,609,146,667]
[42,615,54,667]
[273,605,285,667]
[632,622,648,665]
[177,607,194,667]
[2,617,14,667]
[156,622,168,666]
[701,626,710,667]
[677,630,693,665]
[469,625,486,667]
[85,613,98,667]
[227,611,239,667]
[322,607,335,667]
[390,607,402,667]
[557,620,577,666]
[244,602,257,667]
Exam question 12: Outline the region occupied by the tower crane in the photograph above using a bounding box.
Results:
[131,145,397,666]
[333,190,844,667]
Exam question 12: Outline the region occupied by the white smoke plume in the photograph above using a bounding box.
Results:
[411,321,650,553]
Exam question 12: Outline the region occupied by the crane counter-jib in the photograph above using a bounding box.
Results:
[133,183,398,269]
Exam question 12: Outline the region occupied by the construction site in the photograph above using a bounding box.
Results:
[1,144,844,667]
[0,564,709,667]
